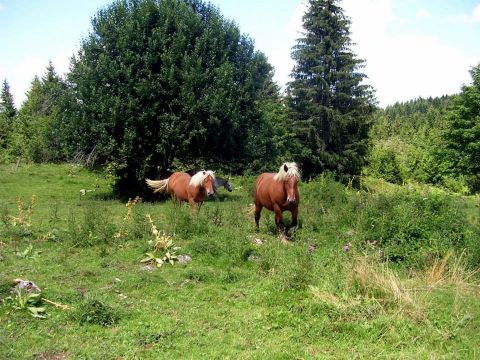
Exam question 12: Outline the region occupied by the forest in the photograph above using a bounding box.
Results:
[1,0,479,358]
[0,0,477,194]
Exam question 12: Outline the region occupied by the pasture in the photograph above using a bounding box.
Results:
[1,164,479,359]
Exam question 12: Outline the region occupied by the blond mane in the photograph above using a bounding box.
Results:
[189,170,215,187]
[273,162,300,182]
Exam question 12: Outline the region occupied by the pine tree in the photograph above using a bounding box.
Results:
[288,0,375,178]
[443,63,480,191]
[0,79,17,119]
[17,64,70,162]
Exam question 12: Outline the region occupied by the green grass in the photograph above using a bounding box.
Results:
[0,164,479,359]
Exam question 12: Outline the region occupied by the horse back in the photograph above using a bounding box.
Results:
[168,172,191,201]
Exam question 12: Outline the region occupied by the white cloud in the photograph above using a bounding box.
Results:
[285,1,307,38]
[448,3,480,24]
[268,1,308,90]
[416,8,431,19]
[473,4,480,22]
[342,0,476,106]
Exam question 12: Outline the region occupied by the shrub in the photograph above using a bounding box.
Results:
[73,299,118,326]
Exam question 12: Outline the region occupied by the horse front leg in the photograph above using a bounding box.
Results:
[286,206,298,234]
[188,198,198,215]
[273,204,288,244]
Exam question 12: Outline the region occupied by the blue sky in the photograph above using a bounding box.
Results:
[1,0,480,107]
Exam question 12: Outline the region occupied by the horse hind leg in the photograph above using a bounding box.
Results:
[254,203,262,232]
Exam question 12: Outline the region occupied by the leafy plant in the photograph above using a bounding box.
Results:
[15,244,41,259]
[141,215,180,267]
[74,299,118,326]
[7,288,46,319]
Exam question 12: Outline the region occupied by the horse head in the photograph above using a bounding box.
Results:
[279,163,300,206]
[202,171,215,198]
[224,180,233,192]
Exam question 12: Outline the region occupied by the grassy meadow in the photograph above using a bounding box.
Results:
[1,163,480,359]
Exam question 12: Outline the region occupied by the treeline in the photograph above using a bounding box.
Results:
[365,65,480,194]
[0,0,479,194]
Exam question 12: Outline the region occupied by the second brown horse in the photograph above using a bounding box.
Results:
[254,162,300,238]
[146,170,215,213]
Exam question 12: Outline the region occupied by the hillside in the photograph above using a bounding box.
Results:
[1,164,479,358]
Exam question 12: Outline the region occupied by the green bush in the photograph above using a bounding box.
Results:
[73,299,119,326]
[350,190,476,266]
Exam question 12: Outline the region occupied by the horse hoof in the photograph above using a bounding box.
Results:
[278,233,291,245]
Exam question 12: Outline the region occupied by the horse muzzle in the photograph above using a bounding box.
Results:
[207,191,215,198]
[287,198,297,206]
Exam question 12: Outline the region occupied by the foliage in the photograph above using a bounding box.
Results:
[2,64,73,163]
[141,214,179,267]
[73,299,118,326]
[443,63,480,192]
[365,96,455,188]
[0,79,17,159]
[287,0,375,179]
[6,288,46,319]
[0,79,16,119]
[66,0,278,193]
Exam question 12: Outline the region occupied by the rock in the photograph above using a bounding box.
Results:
[177,255,192,264]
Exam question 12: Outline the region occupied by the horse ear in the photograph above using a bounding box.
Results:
[284,164,288,172]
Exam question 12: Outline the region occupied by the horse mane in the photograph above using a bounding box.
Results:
[189,170,215,187]
[273,162,300,182]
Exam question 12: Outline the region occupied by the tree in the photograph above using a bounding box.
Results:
[67,0,277,193]
[443,63,480,191]
[287,0,375,179]
[0,79,16,120]
[16,63,71,162]
[0,79,17,155]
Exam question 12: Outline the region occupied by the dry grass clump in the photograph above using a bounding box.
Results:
[348,255,423,319]
[310,252,479,323]
[422,251,479,292]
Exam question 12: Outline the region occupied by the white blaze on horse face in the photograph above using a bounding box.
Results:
[285,176,298,205]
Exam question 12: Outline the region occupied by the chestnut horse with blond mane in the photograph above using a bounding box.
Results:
[254,162,300,238]
[146,170,215,213]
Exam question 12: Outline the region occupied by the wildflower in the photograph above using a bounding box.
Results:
[343,243,350,252]
[308,244,316,253]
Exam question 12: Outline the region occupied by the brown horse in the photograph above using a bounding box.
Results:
[146,170,215,213]
[254,162,300,239]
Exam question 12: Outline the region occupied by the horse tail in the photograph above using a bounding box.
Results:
[146,178,169,194]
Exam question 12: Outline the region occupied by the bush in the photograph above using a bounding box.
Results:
[351,190,477,266]
[73,299,119,326]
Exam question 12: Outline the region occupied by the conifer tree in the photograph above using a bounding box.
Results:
[288,0,375,178]
[0,79,16,153]
[0,79,16,120]
[17,63,70,162]
[443,63,480,191]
